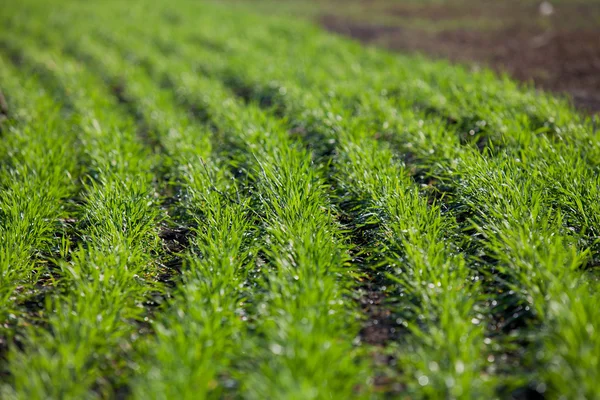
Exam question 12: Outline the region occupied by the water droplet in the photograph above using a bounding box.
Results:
[270,343,283,355]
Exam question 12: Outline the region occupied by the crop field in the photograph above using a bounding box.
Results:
[0,0,599,399]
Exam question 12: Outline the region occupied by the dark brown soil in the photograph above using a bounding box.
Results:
[0,90,8,116]
[359,287,396,345]
[320,1,600,113]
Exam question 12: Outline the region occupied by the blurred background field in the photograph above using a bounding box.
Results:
[226,0,600,112]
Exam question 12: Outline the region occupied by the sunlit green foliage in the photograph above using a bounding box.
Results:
[0,0,598,399]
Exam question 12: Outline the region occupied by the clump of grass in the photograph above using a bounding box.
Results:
[0,59,79,350]
[0,33,167,397]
